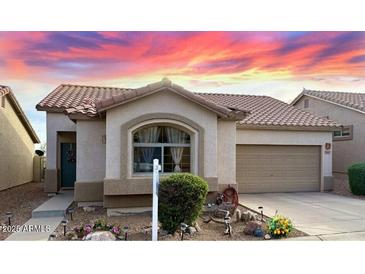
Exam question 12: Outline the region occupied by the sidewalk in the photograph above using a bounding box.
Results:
[6,191,73,241]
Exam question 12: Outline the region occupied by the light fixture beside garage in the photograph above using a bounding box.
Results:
[325,143,331,153]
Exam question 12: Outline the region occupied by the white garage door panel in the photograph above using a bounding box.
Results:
[237,145,320,193]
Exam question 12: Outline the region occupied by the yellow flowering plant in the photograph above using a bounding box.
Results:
[267,214,293,238]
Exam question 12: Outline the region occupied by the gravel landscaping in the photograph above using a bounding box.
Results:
[54,204,307,241]
[0,182,49,240]
[330,173,365,200]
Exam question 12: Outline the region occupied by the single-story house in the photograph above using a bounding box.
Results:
[0,85,40,191]
[292,89,365,174]
[36,78,340,210]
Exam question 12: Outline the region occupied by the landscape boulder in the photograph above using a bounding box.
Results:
[188,226,197,235]
[241,211,256,222]
[193,222,201,232]
[83,206,96,212]
[84,231,116,241]
[243,221,261,235]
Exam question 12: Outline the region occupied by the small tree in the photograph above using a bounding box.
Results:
[348,162,365,195]
[158,173,208,233]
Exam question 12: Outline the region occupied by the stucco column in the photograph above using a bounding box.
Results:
[217,120,237,190]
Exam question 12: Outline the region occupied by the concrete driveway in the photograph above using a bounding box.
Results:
[239,192,365,240]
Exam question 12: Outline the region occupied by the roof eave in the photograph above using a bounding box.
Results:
[290,89,306,106]
[96,80,242,119]
[67,113,102,121]
[36,105,65,113]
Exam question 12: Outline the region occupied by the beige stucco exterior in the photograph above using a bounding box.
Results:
[105,90,218,179]
[217,120,237,189]
[294,95,365,173]
[0,96,35,190]
[42,87,337,208]
[74,120,106,202]
[76,120,106,182]
[44,112,76,192]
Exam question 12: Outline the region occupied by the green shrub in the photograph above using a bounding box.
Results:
[348,162,365,195]
[158,173,208,233]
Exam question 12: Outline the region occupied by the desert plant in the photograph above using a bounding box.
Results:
[267,214,293,238]
[158,173,208,233]
[348,162,365,195]
[72,220,124,239]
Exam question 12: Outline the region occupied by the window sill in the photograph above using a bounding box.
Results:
[333,136,353,141]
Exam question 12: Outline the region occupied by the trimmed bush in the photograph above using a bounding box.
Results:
[348,162,365,195]
[158,173,208,233]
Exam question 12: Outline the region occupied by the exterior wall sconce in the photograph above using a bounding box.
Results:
[325,143,331,150]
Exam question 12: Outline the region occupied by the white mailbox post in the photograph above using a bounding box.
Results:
[152,158,161,241]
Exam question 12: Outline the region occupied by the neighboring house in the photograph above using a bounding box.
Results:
[0,86,40,191]
[292,89,365,174]
[36,78,340,211]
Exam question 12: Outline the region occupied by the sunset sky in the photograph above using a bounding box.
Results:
[0,31,364,143]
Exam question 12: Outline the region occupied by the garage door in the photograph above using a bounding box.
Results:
[236,145,320,193]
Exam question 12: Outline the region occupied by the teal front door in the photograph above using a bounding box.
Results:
[61,143,76,188]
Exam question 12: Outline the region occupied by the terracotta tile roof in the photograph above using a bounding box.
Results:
[0,85,11,96]
[38,79,249,120]
[1,85,40,143]
[94,78,248,120]
[198,93,341,129]
[294,89,365,114]
[36,84,133,112]
[36,80,340,129]
[64,98,98,117]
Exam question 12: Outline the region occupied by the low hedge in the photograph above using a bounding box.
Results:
[348,162,365,195]
[158,173,208,233]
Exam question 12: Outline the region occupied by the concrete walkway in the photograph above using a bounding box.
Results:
[6,191,73,241]
[240,192,365,240]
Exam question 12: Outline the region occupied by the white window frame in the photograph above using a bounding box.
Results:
[333,125,353,141]
[127,119,198,178]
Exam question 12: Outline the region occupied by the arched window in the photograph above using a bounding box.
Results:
[133,125,191,174]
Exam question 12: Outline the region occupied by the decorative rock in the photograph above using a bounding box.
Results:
[161,234,174,240]
[235,209,242,222]
[249,213,256,221]
[243,221,261,235]
[159,229,169,237]
[241,211,251,222]
[264,234,271,240]
[84,231,116,241]
[83,206,96,212]
[193,222,201,232]
[188,226,197,235]
[66,231,78,240]
[254,227,264,237]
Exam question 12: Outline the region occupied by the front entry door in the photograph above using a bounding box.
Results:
[61,143,76,188]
